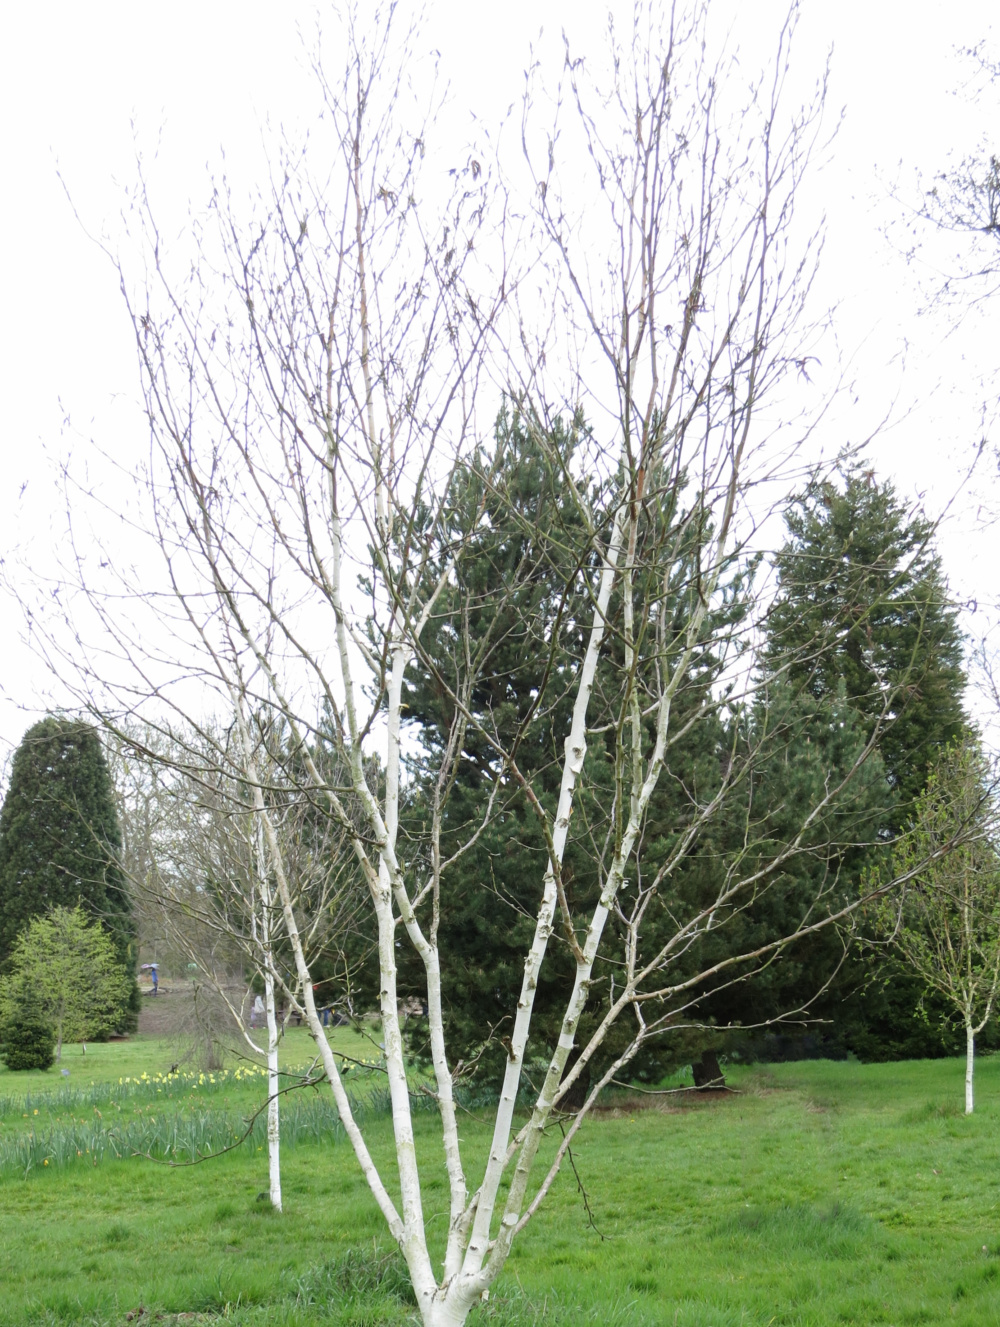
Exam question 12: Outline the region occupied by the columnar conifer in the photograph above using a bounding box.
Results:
[0,717,139,1030]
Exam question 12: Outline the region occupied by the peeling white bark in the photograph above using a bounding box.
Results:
[460,504,628,1285]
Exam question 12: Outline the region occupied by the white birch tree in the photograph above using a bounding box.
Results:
[247,757,284,1210]
[11,4,984,1323]
[107,716,363,1210]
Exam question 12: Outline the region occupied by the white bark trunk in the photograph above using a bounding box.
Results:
[265,961,282,1210]
[460,506,628,1280]
[233,715,415,1278]
[240,719,283,1214]
[966,1024,975,1115]
[381,627,469,1279]
[423,1297,478,1327]
[481,565,714,1280]
[258,794,408,1242]
[370,634,436,1296]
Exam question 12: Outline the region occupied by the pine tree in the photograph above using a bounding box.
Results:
[397,409,748,1090]
[395,408,595,1082]
[0,717,139,1030]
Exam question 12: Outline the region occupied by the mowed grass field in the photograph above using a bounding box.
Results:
[3,1038,1000,1326]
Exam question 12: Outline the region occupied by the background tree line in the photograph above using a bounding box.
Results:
[0,451,986,1083]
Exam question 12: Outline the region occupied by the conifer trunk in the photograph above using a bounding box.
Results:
[692,1051,726,1090]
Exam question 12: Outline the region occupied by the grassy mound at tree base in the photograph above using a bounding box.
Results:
[3,1057,1000,1325]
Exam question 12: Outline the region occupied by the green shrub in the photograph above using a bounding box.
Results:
[0,906,132,1057]
[0,1014,56,1071]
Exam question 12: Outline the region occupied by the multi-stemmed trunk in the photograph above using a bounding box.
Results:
[91,7,851,1322]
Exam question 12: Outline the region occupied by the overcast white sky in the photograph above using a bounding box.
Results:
[0,0,997,769]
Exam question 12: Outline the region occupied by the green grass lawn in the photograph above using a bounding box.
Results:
[3,1054,1000,1326]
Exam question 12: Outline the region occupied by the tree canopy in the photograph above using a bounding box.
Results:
[871,738,1000,1111]
[0,905,133,1060]
[767,466,966,822]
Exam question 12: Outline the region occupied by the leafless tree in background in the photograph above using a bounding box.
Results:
[106,717,363,1210]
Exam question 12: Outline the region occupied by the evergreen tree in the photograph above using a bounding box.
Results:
[660,677,896,1066]
[764,465,971,1060]
[0,717,139,1030]
[395,408,595,1081]
[397,451,962,1081]
[0,905,132,1060]
[767,466,966,822]
[396,409,749,1090]
[0,1014,56,1072]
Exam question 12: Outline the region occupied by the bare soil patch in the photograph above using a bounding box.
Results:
[136,986,198,1038]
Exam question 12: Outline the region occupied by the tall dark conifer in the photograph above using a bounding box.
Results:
[0,717,139,1030]
[767,466,966,822]
[764,465,971,1060]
